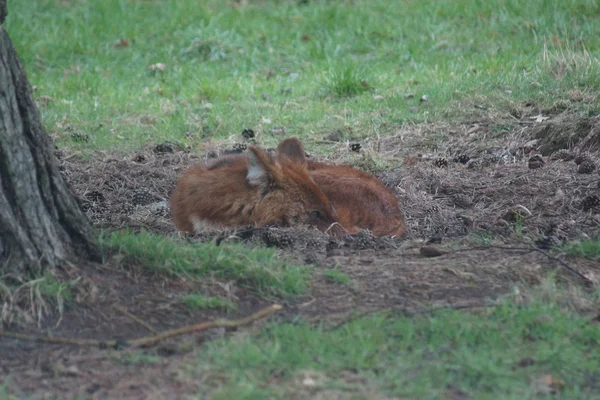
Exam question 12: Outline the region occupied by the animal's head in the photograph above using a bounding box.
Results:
[246,137,341,234]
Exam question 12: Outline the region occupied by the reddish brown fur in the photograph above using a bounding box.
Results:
[170,138,339,234]
[307,160,406,238]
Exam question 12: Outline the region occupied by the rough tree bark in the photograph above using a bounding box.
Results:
[0,0,100,275]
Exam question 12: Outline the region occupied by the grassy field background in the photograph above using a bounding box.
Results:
[7,0,600,152]
[3,0,600,399]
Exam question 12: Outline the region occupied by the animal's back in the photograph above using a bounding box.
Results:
[307,161,406,237]
[170,139,339,235]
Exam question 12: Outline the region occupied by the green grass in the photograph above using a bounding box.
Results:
[320,62,371,98]
[563,239,600,260]
[196,290,600,399]
[469,231,496,247]
[183,294,237,312]
[0,381,18,400]
[322,268,352,286]
[99,229,310,298]
[37,272,73,301]
[6,0,600,153]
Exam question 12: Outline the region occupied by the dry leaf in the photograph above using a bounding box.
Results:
[532,374,565,395]
[466,124,481,135]
[582,272,599,285]
[271,126,286,135]
[420,246,447,258]
[140,115,156,125]
[112,38,130,48]
[402,155,421,167]
[148,63,167,71]
[529,114,549,123]
[522,139,539,151]
[232,0,248,9]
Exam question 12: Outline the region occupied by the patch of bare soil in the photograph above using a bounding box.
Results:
[2,112,600,399]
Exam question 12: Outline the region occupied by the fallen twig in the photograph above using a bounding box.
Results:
[529,247,594,287]
[0,304,282,348]
[438,245,594,286]
[113,304,158,334]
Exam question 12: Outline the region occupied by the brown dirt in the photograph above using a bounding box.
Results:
[2,111,600,399]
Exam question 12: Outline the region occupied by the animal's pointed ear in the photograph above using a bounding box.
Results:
[247,146,280,187]
[275,137,307,167]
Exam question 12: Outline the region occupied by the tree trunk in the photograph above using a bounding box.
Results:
[0,1,100,275]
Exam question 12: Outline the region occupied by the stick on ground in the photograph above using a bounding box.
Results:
[0,304,282,348]
[113,304,158,334]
